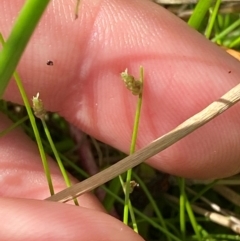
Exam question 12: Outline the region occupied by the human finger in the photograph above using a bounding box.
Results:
[1,0,240,178]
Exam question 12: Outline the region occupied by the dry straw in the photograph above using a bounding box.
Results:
[46,83,240,203]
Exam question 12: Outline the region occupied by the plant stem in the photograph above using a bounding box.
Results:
[41,120,79,205]
[123,66,144,229]
[0,34,54,195]
[0,1,50,98]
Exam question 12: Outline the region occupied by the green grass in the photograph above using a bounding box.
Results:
[1,0,240,240]
[0,0,50,98]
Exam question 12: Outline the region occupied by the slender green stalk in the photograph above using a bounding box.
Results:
[90,136,103,167]
[229,36,240,49]
[211,19,240,42]
[41,120,79,206]
[32,93,78,204]
[179,178,201,241]
[217,14,224,29]
[14,76,54,195]
[222,14,230,30]
[0,116,28,137]
[185,195,202,241]
[213,18,222,45]
[119,175,138,232]
[179,178,186,241]
[0,0,50,98]
[199,227,209,239]
[103,177,121,211]
[188,0,213,30]
[123,66,144,228]
[133,172,172,241]
[0,35,54,195]
[205,0,221,39]
[190,180,218,203]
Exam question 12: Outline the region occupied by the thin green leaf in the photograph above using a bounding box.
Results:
[188,0,214,30]
[0,0,50,98]
[205,0,221,39]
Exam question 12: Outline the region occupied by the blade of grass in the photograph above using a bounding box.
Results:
[178,178,202,241]
[190,180,218,203]
[185,195,202,241]
[133,172,172,241]
[42,119,79,205]
[119,175,138,232]
[103,177,122,211]
[217,14,224,30]
[213,17,222,45]
[205,0,221,39]
[178,177,186,241]
[188,0,213,30]
[123,66,143,229]
[0,0,50,98]
[14,75,54,195]
[0,115,28,137]
[0,35,54,195]
[229,36,240,49]
[211,18,240,43]
[32,93,79,205]
[222,14,231,31]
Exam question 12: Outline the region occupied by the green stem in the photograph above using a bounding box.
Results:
[205,0,221,39]
[133,172,172,241]
[119,175,138,233]
[179,177,186,241]
[0,116,28,137]
[123,66,143,229]
[190,180,218,203]
[0,35,54,195]
[0,0,50,98]
[14,72,54,195]
[211,19,240,42]
[185,195,202,241]
[41,120,79,205]
[188,0,213,30]
[178,178,202,241]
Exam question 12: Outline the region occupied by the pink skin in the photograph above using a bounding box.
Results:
[1,0,240,240]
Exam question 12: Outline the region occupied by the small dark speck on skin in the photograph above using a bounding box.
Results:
[47,60,53,66]
[228,70,231,73]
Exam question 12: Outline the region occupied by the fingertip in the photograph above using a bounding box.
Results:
[0,198,144,241]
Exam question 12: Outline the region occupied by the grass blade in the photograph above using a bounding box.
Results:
[0,0,50,98]
[188,0,214,30]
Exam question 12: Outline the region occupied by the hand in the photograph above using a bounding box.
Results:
[1,0,240,240]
